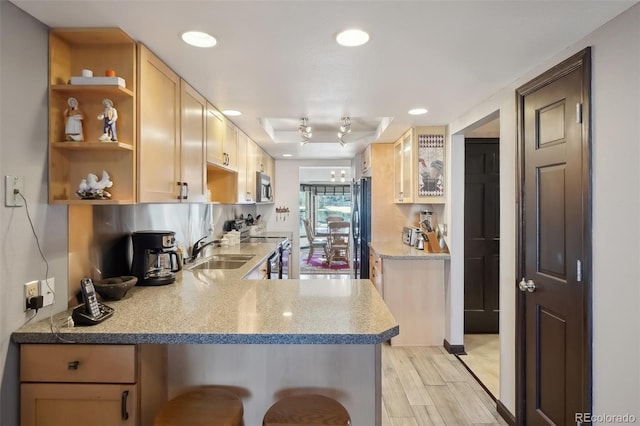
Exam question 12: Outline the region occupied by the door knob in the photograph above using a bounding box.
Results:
[519,277,536,293]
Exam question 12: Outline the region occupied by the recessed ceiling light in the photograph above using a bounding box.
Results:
[336,29,370,47]
[181,31,217,48]
[408,108,428,115]
[282,154,292,157]
[222,110,242,117]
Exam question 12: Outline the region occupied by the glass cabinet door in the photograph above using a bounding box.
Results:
[401,130,413,201]
[394,140,403,201]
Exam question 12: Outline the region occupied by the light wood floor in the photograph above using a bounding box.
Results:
[381,344,507,426]
[298,277,505,424]
[457,334,500,399]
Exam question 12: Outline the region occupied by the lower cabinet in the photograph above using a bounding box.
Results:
[21,383,138,426]
[244,258,269,280]
[20,344,166,426]
[375,256,445,346]
[369,251,383,295]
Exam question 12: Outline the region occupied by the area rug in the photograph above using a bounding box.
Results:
[299,247,350,274]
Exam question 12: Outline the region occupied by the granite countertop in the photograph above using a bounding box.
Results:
[369,241,451,260]
[12,242,398,345]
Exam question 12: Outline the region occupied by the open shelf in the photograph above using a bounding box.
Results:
[52,141,134,151]
[48,28,137,205]
[51,84,134,97]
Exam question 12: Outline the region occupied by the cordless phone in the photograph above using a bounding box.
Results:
[81,277,100,317]
[72,278,114,326]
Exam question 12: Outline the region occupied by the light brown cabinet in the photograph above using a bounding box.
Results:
[49,28,274,206]
[248,138,260,199]
[137,44,181,202]
[137,47,207,203]
[236,131,253,203]
[393,128,414,203]
[414,126,446,204]
[258,146,274,178]
[178,80,207,202]
[206,105,238,172]
[393,126,447,204]
[20,344,166,426]
[374,256,445,346]
[48,28,137,204]
[369,250,383,295]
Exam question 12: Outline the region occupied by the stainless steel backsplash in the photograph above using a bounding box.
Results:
[90,203,256,280]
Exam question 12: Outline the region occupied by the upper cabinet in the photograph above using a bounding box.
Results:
[137,44,180,202]
[393,126,446,204]
[178,80,207,202]
[48,28,273,205]
[48,28,137,204]
[206,105,238,172]
[137,47,206,203]
[257,146,274,178]
[233,132,255,203]
[414,126,446,204]
[393,129,414,203]
[223,121,239,171]
[244,136,259,203]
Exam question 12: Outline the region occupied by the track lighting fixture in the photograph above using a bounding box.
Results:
[298,117,312,145]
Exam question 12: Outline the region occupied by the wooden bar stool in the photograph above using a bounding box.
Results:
[263,394,351,425]
[154,387,243,426]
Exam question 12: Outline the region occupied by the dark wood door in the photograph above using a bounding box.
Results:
[464,138,500,333]
[517,49,591,425]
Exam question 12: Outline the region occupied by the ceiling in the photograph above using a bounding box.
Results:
[11,0,636,160]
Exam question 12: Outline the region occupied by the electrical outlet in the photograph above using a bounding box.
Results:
[40,277,55,307]
[24,280,39,311]
[5,175,24,207]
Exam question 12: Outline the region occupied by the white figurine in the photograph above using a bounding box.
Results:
[97,98,118,142]
[64,97,84,141]
[77,170,113,199]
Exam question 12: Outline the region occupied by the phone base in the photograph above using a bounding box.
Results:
[72,303,114,326]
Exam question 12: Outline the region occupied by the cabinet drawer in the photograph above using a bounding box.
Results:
[21,344,136,383]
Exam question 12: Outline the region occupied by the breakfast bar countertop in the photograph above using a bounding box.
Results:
[12,242,399,345]
[369,241,451,260]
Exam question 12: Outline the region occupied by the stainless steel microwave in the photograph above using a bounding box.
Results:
[256,172,273,203]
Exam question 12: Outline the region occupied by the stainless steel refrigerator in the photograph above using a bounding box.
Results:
[352,177,371,278]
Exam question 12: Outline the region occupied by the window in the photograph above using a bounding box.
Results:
[300,184,351,235]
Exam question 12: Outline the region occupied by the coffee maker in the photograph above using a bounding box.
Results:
[131,231,182,286]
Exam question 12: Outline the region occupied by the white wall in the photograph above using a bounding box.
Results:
[447,3,640,417]
[0,2,70,423]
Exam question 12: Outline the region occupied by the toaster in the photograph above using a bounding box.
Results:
[402,227,421,246]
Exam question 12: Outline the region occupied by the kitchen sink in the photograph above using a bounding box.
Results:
[187,254,255,270]
[190,260,247,270]
[211,254,255,261]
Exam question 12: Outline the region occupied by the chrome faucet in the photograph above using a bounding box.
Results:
[186,236,221,263]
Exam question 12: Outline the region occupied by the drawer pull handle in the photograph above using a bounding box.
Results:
[121,390,130,420]
[67,361,79,370]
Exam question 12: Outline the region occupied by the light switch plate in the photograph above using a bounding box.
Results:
[5,175,24,207]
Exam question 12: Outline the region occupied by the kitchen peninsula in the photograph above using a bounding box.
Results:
[12,242,398,425]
